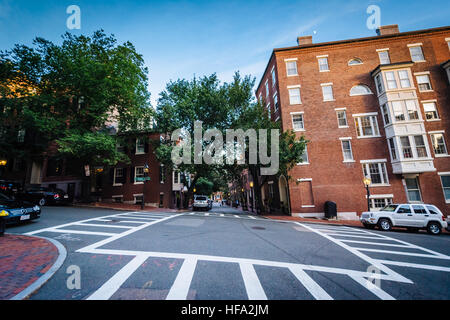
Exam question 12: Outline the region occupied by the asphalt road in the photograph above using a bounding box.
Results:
[6,204,450,300]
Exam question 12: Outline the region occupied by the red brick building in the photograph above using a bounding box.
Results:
[255,25,450,219]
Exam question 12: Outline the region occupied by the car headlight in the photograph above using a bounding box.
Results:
[0,210,9,217]
[33,205,40,212]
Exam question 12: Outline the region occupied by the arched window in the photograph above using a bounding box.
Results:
[348,58,363,66]
[350,85,373,96]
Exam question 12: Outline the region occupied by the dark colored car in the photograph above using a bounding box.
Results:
[0,180,23,198]
[17,187,71,206]
[0,192,41,225]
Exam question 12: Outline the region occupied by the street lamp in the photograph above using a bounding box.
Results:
[249,181,254,212]
[363,176,372,212]
[0,160,7,167]
[141,163,150,210]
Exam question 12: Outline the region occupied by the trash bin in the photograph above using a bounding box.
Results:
[324,201,337,219]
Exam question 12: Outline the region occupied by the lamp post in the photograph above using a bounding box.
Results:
[142,163,150,210]
[249,181,254,212]
[0,160,6,180]
[363,176,372,212]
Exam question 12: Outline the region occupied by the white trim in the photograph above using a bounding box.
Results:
[421,99,437,103]
[413,71,430,76]
[287,85,301,89]
[297,178,312,182]
[446,37,450,42]
[360,159,387,164]
[111,195,123,198]
[302,205,316,208]
[284,58,298,62]
[268,181,274,185]
[335,107,347,111]
[290,111,304,115]
[316,54,329,58]
[339,137,352,140]
[407,43,423,47]
[367,194,394,199]
[352,112,378,117]
[376,48,390,52]
[320,82,333,86]
[133,193,144,197]
[437,172,450,176]
[428,130,445,134]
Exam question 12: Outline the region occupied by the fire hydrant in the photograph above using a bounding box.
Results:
[0,210,9,236]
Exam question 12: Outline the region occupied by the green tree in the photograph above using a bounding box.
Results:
[0,30,153,178]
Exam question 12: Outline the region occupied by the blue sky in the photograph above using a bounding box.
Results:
[0,0,449,106]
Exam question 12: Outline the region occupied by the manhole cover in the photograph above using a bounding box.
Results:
[251,226,266,230]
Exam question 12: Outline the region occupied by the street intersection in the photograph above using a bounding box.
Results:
[6,205,450,300]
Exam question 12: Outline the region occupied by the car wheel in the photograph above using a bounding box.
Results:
[378,219,392,231]
[427,222,441,235]
[39,198,46,206]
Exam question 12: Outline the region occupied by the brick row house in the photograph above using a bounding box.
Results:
[255,25,450,219]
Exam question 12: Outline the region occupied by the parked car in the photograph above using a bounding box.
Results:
[193,195,210,211]
[360,203,448,235]
[0,192,41,225]
[17,187,71,206]
[447,217,450,232]
[207,198,213,210]
[0,180,23,197]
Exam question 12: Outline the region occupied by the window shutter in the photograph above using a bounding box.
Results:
[121,168,127,184]
[130,167,135,183]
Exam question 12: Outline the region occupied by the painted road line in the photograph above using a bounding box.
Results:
[326,233,387,240]
[234,215,240,218]
[112,216,160,221]
[204,213,210,216]
[44,229,117,237]
[350,276,395,300]
[248,216,256,219]
[288,266,333,300]
[166,258,198,300]
[220,214,225,217]
[25,212,139,235]
[109,220,147,224]
[375,260,450,272]
[317,228,369,235]
[75,223,135,229]
[353,247,450,259]
[239,263,267,300]
[87,255,149,300]
[340,240,413,248]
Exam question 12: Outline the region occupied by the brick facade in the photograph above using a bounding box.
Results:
[256,25,450,218]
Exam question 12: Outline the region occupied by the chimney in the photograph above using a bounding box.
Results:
[376,24,400,36]
[297,35,313,46]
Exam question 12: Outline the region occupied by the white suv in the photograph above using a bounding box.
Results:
[360,204,448,235]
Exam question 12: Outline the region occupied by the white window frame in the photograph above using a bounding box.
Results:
[112,195,124,203]
[297,145,309,165]
[265,80,269,97]
[438,172,450,203]
[408,44,425,63]
[335,108,348,128]
[273,92,279,112]
[291,112,305,132]
[350,85,372,96]
[377,49,391,65]
[361,160,389,186]
[353,113,380,139]
[271,66,276,87]
[285,58,298,77]
[317,55,329,72]
[368,194,394,211]
[266,102,271,118]
[136,138,146,154]
[340,138,354,163]
[422,100,440,121]
[348,58,363,66]
[321,83,334,102]
[134,166,145,184]
[288,85,302,105]
[415,73,433,92]
[429,131,449,157]
[113,168,124,186]
[404,177,422,203]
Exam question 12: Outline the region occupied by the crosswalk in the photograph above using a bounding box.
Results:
[187,211,264,220]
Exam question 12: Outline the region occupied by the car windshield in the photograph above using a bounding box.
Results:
[382,204,398,212]
[196,196,207,201]
[0,192,12,201]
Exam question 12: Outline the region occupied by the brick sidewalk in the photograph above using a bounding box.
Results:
[0,234,59,300]
[75,202,189,213]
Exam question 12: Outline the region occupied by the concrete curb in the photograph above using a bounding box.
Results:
[10,235,67,300]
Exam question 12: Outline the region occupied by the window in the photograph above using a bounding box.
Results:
[341,140,354,162]
[134,195,144,205]
[266,103,271,118]
[397,205,412,214]
[405,178,422,202]
[362,162,389,185]
[173,170,180,184]
[134,167,144,183]
[159,165,165,184]
[268,183,274,199]
[300,146,309,164]
[354,115,379,138]
[286,60,298,76]
[318,57,329,71]
[405,100,419,120]
[416,74,432,91]
[348,58,363,66]
[273,92,279,111]
[271,68,276,87]
[385,72,397,89]
[388,138,397,160]
[412,205,427,214]
[440,175,450,202]
[378,50,391,64]
[400,136,413,159]
[265,81,269,97]
[136,138,146,154]
[375,74,384,94]
[291,113,304,131]
[336,110,348,127]
[409,45,425,62]
[414,135,428,158]
[288,87,301,105]
[116,142,125,153]
[321,84,334,101]
[350,85,372,96]
[114,168,124,185]
[381,104,390,125]
[398,70,411,88]
[423,102,439,120]
[113,196,123,203]
[426,205,441,215]
[430,133,448,155]
[370,198,393,210]
[392,101,405,121]
[17,129,25,143]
